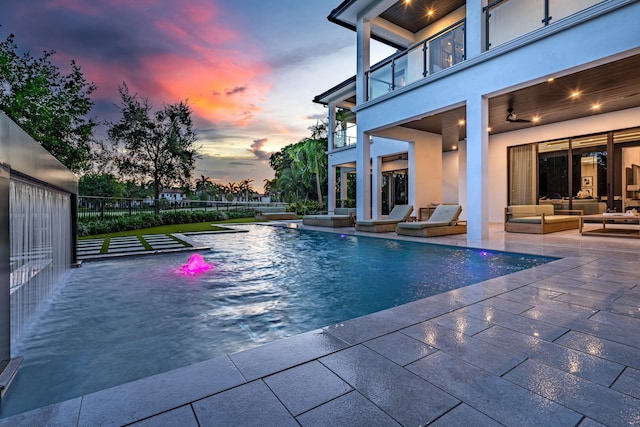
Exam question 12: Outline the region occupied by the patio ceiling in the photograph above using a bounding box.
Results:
[381,0,466,34]
[329,0,466,49]
[400,53,640,151]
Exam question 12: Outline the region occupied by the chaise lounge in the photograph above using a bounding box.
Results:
[355,204,413,233]
[504,204,582,234]
[254,206,298,221]
[395,205,466,237]
[302,207,356,227]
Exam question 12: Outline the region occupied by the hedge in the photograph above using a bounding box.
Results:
[77,210,255,236]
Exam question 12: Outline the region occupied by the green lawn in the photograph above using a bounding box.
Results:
[79,217,260,239]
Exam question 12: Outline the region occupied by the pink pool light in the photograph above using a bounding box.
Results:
[180,253,212,276]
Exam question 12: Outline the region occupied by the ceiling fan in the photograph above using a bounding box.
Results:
[506,107,531,123]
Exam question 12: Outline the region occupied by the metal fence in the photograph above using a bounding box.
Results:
[78,196,287,220]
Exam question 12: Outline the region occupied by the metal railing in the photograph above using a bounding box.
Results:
[366,20,465,101]
[78,196,287,220]
[484,0,605,50]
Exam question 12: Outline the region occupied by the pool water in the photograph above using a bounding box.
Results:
[1,225,556,417]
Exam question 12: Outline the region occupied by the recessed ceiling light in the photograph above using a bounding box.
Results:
[458,119,465,126]
[487,127,492,132]
[570,90,581,98]
[427,9,434,16]
[532,116,541,123]
[547,77,555,83]
[452,145,457,150]
[591,103,601,110]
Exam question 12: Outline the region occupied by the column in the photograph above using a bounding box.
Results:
[466,0,484,58]
[356,18,371,105]
[328,165,337,213]
[340,169,348,205]
[371,156,382,219]
[356,131,371,220]
[466,95,489,240]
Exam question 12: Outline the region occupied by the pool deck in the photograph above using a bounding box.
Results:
[2,222,640,426]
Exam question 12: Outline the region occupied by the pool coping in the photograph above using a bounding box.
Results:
[2,223,639,425]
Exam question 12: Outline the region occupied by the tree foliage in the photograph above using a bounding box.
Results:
[0,33,97,172]
[78,173,124,198]
[268,121,328,206]
[107,83,199,212]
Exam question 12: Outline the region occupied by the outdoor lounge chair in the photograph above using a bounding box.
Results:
[302,208,356,227]
[395,204,466,237]
[355,204,413,233]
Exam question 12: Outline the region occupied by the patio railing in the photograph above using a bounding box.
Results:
[484,0,605,50]
[366,20,465,101]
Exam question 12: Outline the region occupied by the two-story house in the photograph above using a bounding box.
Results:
[315,0,640,240]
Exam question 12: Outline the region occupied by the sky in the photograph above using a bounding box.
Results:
[0,0,394,192]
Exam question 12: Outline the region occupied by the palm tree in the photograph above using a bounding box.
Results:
[238,179,254,201]
[195,175,213,200]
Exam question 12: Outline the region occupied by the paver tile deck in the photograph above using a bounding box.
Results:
[2,224,640,426]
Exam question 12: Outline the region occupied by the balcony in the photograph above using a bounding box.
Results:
[367,20,465,101]
[485,0,605,50]
[332,123,357,150]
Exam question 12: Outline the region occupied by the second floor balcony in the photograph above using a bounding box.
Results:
[367,20,465,101]
[362,0,606,102]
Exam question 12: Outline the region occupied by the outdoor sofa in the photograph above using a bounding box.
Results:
[302,208,356,227]
[355,204,413,233]
[254,206,298,221]
[396,204,466,237]
[504,204,582,234]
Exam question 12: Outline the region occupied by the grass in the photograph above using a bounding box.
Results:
[79,217,260,239]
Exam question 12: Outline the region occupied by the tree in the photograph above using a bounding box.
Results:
[195,175,213,200]
[0,33,97,172]
[267,122,328,205]
[78,173,124,198]
[108,83,199,213]
[238,179,254,201]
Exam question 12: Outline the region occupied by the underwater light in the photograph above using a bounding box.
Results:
[180,253,212,276]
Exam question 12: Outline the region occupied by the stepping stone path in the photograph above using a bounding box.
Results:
[142,234,190,251]
[77,234,193,260]
[76,239,105,258]
[108,237,145,253]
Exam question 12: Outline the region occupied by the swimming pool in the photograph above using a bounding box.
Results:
[1,225,556,417]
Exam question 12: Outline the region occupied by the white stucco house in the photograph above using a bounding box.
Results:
[315,0,640,240]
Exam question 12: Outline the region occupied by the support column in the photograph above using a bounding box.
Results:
[328,102,336,152]
[356,131,371,220]
[466,0,484,58]
[458,140,468,220]
[340,169,348,205]
[328,165,337,213]
[466,95,489,240]
[371,156,382,219]
[356,18,371,105]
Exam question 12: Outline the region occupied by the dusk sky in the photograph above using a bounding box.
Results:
[0,0,394,191]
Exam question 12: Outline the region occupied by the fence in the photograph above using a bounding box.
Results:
[78,196,288,220]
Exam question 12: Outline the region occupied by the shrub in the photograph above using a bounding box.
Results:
[77,209,255,236]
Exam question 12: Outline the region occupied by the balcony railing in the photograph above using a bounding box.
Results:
[366,20,465,101]
[484,0,605,50]
[332,123,358,149]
